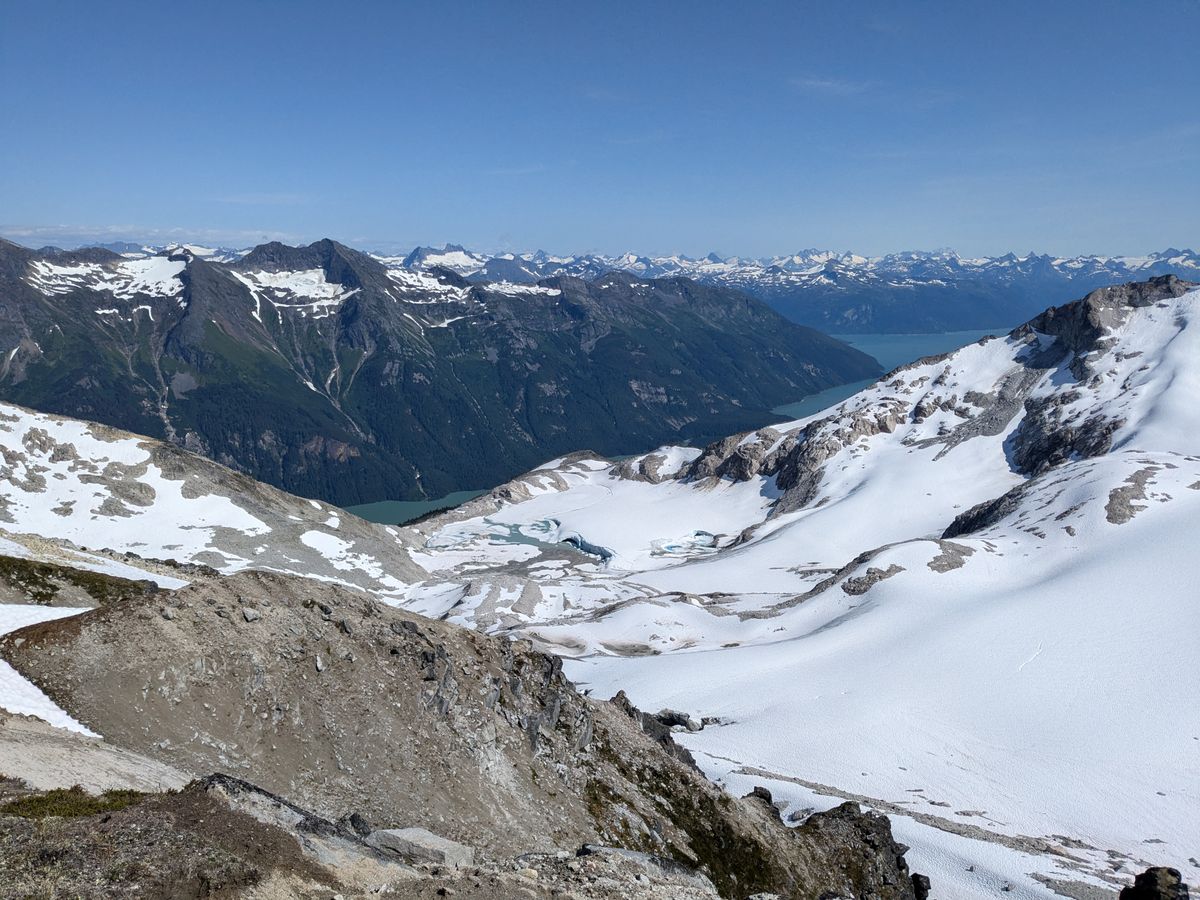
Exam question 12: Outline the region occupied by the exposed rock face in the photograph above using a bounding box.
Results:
[1021,275,1194,356]
[613,448,698,484]
[1119,867,1191,899]
[942,482,1031,539]
[0,570,918,899]
[1005,275,1195,477]
[675,277,1198,528]
[682,396,912,517]
[841,563,904,595]
[365,826,476,868]
[610,689,700,769]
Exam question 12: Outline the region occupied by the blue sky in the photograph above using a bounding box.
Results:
[2,0,1197,257]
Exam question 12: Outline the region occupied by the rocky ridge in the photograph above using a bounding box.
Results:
[679,275,1197,513]
[0,568,920,899]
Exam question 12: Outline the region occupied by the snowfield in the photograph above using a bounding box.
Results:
[0,604,95,735]
[25,256,187,302]
[231,267,360,319]
[399,280,1200,897]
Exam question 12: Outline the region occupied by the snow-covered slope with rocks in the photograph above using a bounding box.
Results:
[399,276,1200,898]
[0,268,1194,897]
[0,402,422,595]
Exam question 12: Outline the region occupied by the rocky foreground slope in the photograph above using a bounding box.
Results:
[0,569,919,899]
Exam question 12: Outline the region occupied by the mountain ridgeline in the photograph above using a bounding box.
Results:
[401,244,1200,333]
[0,238,879,506]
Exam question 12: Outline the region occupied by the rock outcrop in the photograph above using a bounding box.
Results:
[1119,867,1191,899]
[673,277,1198,525]
[0,569,918,899]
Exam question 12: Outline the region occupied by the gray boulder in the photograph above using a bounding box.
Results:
[366,827,475,868]
[1119,867,1190,899]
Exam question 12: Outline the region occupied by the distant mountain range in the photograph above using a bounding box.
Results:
[0,237,878,506]
[74,239,1200,333]
[394,244,1200,333]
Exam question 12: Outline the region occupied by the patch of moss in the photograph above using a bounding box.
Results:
[0,553,156,605]
[0,786,148,819]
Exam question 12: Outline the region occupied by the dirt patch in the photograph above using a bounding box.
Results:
[0,782,330,899]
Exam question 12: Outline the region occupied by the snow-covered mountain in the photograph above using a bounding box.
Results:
[395,275,1200,897]
[0,237,877,506]
[84,238,1200,333]
[0,401,423,598]
[392,244,1200,333]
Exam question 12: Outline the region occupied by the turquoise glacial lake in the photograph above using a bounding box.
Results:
[345,489,487,525]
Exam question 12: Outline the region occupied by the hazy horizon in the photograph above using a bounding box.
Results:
[1,226,1196,263]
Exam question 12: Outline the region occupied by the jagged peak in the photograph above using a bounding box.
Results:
[235,238,377,284]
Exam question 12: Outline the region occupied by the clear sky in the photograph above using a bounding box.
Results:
[2,0,1197,257]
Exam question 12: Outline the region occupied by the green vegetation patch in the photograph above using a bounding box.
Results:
[0,553,157,605]
[0,786,148,819]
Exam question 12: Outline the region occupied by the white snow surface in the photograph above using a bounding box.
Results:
[232,268,359,318]
[0,604,96,735]
[402,287,1200,896]
[487,282,562,297]
[26,256,186,301]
